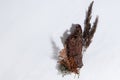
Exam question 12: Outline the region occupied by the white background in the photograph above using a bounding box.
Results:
[0,0,120,80]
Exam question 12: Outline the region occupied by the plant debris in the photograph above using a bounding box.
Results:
[58,1,98,76]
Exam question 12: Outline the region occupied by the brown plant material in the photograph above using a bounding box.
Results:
[83,1,98,49]
[58,1,98,76]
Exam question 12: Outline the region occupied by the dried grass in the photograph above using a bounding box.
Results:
[57,1,98,76]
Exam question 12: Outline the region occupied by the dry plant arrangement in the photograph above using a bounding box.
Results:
[57,1,98,76]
